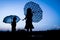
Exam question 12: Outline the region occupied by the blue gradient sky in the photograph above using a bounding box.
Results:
[0,0,60,31]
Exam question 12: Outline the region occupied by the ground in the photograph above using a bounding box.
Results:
[0,30,60,39]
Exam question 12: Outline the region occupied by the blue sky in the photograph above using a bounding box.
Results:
[0,0,60,31]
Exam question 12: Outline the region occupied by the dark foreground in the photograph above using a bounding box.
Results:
[0,30,60,39]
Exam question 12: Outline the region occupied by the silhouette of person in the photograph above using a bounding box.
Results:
[11,16,16,32]
[23,8,34,32]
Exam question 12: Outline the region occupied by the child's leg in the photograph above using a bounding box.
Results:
[27,29,29,32]
[30,28,32,32]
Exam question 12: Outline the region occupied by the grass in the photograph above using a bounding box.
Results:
[0,29,60,38]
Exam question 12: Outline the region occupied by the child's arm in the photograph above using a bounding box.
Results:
[22,17,26,21]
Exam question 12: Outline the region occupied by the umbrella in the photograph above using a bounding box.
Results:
[3,15,20,23]
[24,1,43,22]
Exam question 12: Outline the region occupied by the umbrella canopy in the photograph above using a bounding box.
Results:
[3,15,20,23]
[24,1,43,22]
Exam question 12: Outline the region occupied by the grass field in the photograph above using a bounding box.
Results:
[0,30,60,39]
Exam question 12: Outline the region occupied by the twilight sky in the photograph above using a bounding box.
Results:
[0,0,60,31]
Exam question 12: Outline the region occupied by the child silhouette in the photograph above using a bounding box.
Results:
[11,16,16,32]
[23,8,34,32]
